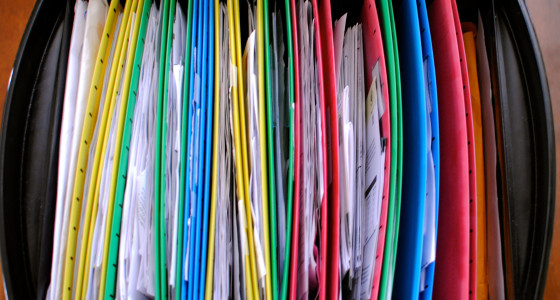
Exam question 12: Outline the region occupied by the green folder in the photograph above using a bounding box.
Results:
[175,0,194,298]
[377,0,403,298]
[262,0,278,299]
[103,0,152,298]
[154,0,175,298]
[279,0,295,299]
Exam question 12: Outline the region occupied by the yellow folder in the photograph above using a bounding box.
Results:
[61,0,123,298]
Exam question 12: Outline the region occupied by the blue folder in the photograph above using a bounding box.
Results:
[417,0,440,298]
[190,0,210,298]
[393,0,428,298]
[181,0,202,297]
[199,0,215,297]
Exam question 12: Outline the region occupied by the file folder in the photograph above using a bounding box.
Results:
[102,0,151,297]
[376,0,404,297]
[287,0,302,299]
[428,0,470,298]
[451,2,477,298]
[78,2,134,296]
[190,0,213,297]
[227,0,261,297]
[266,1,297,299]
[48,2,85,299]
[199,0,216,296]
[417,0,440,298]
[257,1,274,299]
[185,0,204,297]
[204,0,221,297]
[66,2,120,295]
[279,0,297,298]
[262,1,280,298]
[359,1,391,299]
[462,21,487,300]
[98,1,147,297]
[60,0,121,297]
[317,1,340,298]
[312,1,329,299]
[154,0,173,297]
[181,0,199,296]
[288,1,328,299]
[176,0,194,298]
[393,0,428,298]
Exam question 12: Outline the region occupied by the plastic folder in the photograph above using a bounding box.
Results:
[312,1,329,299]
[262,0,280,298]
[393,0,428,298]
[181,0,198,296]
[69,1,124,297]
[451,2,478,298]
[154,0,174,298]
[204,0,221,297]
[227,0,261,298]
[98,0,146,297]
[287,0,302,299]
[190,0,212,297]
[317,1,340,298]
[257,1,274,299]
[462,21,487,300]
[185,0,204,297]
[428,0,470,298]
[376,0,404,297]
[60,0,121,297]
[359,1,391,299]
[176,0,194,298]
[288,1,329,299]
[265,1,297,299]
[417,0,441,298]
[199,0,216,296]
[101,0,150,297]
[287,0,298,299]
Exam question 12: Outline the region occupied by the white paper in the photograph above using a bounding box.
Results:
[48,1,88,298]
[117,4,159,298]
[420,58,437,293]
[359,63,385,299]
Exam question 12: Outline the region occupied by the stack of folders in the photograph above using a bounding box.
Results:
[46,0,505,299]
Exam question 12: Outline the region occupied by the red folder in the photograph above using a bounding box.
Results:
[428,0,470,299]
[317,1,341,299]
[311,0,329,299]
[451,1,477,298]
[360,1,391,299]
[288,0,302,299]
[288,1,329,299]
